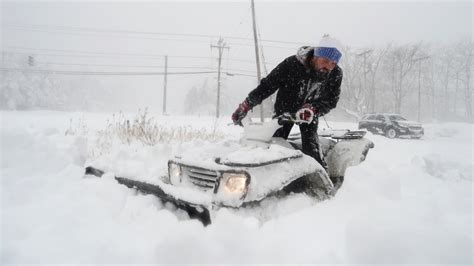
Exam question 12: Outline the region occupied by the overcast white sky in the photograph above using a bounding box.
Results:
[1,0,472,113]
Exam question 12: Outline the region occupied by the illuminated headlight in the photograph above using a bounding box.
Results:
[214,172,250,207]
[223,173,249,194]
[168,162,182,185]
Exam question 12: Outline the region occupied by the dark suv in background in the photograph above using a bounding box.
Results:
[358,113,424,139]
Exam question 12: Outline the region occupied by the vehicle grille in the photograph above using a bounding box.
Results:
[183,167,219,191]
[409,126,422,130]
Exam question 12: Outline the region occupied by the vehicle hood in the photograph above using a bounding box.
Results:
[394,120,422,127]
[176,139,302,169]
[175,119,301,169]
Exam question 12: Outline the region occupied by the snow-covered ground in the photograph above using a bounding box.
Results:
[1,111,472,264]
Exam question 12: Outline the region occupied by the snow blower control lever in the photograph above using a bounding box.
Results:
[227,112,313,127]
[277,112,313,125]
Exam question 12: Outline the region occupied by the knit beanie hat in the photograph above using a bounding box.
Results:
[313,35,343,64]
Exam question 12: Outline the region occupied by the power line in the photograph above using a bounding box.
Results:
[2,50,221,62]
[224,72,256,77]
[0,67,217,76]
[37,61,210,69]
[7,25,295,50]
[37,61,164,69]
[36,61,257,73]
[0,67,256,77]
[229,42,297,50]
[5,25,214,45]
[5,23,309,46]
[6,24,223,41]
[4,48,276,64]
[6,46,189,58]
[7,26,297,50]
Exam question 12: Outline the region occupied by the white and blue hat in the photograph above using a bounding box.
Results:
[313,35,343,64]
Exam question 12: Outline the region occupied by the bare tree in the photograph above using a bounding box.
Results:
[438,48,455,119]
[366,44,390,112]
[339,46,367,119]
[386,44,420,114]
[455,40,474,122]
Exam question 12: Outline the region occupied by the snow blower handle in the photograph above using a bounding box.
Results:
[277,112,313,125]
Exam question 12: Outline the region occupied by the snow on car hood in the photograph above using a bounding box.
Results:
[221,144,302,165]
[395,120,422,127]
[176,139,301,168]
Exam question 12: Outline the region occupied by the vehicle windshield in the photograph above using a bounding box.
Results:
[389,115,406,121]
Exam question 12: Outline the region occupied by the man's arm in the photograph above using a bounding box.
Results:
[311,67,343,116]
[245,57,292,107]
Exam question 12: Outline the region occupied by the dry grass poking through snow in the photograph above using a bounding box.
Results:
[116,110,224,145]
[65,109,227,157]
[67,109,226,145]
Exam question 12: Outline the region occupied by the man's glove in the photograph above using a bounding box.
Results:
[232,100,251,126]
[296,104,317,123]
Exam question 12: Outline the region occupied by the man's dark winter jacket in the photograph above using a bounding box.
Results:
[246,46,343,116]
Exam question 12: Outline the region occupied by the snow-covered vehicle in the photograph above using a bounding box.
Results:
[85,117,374,225]
[358,113,424,139]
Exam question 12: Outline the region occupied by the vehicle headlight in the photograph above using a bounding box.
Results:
[168,162,182,185]
[224,173,248,193]
[214,172,250,207]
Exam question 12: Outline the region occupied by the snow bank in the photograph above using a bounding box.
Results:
[1,111,472,264]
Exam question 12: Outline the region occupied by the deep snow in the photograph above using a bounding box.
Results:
[1,111,472,264]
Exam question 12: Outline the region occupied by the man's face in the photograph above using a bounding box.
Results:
[311,56,337,74]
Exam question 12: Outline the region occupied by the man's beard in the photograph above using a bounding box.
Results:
[310,58,331,79]
[315,68,330,79]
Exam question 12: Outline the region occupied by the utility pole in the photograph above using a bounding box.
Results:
[28,55,35,67]
[211,38,230,118]
[162,55,168,115]
[357,49,373,112]
[251,0,264,122]
[413,55,430,121]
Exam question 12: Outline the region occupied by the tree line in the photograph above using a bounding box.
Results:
[2,38,472,123]
[338,39,473,123]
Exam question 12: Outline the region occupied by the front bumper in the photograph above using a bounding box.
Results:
[114,176,212,225]
[85,166,213,225]
[397,127,424,137]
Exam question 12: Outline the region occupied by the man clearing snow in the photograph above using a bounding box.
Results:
[232,35,343,171]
